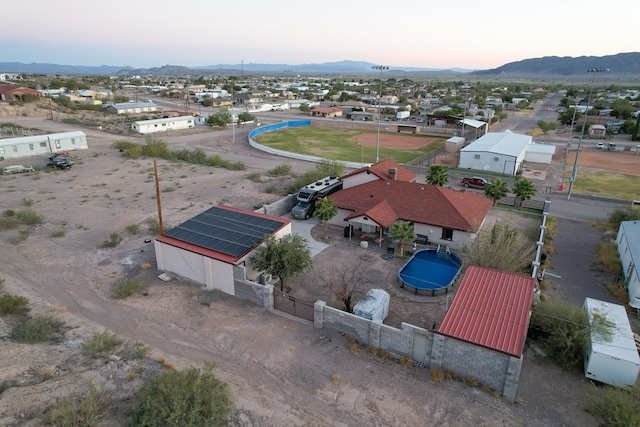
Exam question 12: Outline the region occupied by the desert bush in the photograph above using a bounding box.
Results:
[42,383,113,427]
[111,279,143,299]
[98,232,123,248]
[0,213,19,230]
[13,314,62,343]
[81,331,124,357]
[596,240,624,276]
[430,368,446,382]
[264,185,279,194]
[15,208,44,225]
[146,218,160,234]
[21,198,34,207]
[246,172,263,182]
[584,384,640,427]
[0,293,30,315]
[609,207,640,230]
[127,365,233,427]
[125,224,140,235]
[268,164,292,177]
[51,229,66,238]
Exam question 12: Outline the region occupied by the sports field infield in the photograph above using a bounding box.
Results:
[254,127,445,164]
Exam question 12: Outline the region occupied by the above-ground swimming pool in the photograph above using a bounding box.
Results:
[397,248,463,295]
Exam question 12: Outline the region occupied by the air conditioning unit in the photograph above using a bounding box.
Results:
[261,273,272,285]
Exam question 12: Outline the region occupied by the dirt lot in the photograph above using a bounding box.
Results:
[0,103,604,426]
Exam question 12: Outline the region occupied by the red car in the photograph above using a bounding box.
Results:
[460,177,489,189]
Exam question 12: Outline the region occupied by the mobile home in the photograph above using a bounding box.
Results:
[0,131,88,160]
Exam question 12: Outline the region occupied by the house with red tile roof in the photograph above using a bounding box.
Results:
[328,178,493,247]
[0,85,42,102]
[340,159,416,189]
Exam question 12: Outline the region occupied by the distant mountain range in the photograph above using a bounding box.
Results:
[1,53,638,78]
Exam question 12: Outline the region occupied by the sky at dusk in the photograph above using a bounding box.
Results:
[2,0,638,70]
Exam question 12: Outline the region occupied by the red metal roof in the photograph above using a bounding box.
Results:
[330,180,492,231]
[438,266,535,357]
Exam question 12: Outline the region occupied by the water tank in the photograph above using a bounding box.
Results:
[353,289,390,321]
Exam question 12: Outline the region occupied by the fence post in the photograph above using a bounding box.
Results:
[314,300,326,328]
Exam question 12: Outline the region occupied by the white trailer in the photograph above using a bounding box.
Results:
[396,110,410,120]
[583,298,640,388]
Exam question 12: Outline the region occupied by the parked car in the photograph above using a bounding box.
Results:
[2,165,35,175]
[596,142,605,150]
[460,177,489,189]
[48,152,70,161]
[47,157,74,170]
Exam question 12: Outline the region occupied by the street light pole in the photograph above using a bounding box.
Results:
[372,65,388,163]
[567,67,608,200]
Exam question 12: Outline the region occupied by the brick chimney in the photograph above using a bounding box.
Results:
[388,167,397,180]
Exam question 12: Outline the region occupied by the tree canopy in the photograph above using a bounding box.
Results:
[484,178,509,205]
[206,109,233,128]
[313,197,338,240]
[250,234,312,291]
[389,221,416,256]
[425,164,449,186]
[513,178,536,209]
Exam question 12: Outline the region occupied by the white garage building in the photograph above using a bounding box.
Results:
[154,205,291,295]
[458,131,554,175]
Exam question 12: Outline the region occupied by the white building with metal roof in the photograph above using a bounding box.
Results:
[617,220,640,310]
[131,116,195,134]
[458,131,533,175]
[105,101,158,115]
[0,131,87,160]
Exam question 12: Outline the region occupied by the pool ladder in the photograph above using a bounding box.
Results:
[436,244,451,259]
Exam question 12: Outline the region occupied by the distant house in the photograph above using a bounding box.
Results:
[0,85,42,102]
[329,176,493,248]
[310,107,343,118]
[0,131,88,160]
[588,124,607,139]
[154,205,291,293]
[616,220,640,310]
[105,102,158,114]
[131,116,195,134]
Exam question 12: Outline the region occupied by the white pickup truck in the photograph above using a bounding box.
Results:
[1,165,35,175]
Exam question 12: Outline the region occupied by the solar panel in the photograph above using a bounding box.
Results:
[164,206,285,257]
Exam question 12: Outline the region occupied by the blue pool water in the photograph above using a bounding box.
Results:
[398,249,462,294]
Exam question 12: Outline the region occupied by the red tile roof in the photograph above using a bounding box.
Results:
[329,180,492,231]
[438,266,535,357]
[341,159,416,183]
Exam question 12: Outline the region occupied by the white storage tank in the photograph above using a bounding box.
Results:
[353,289,390,322]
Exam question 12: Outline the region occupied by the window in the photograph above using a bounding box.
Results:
[12,145,17,153]
[474,154,480,159]
[71,138,76,145]
[494,157,499,161]
[441,228,453,241]
[55,140,61,149]
[29,143,34,150]
[0,147,4,154]
[39,142,46,147]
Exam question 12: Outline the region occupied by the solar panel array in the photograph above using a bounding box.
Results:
[164,207,284,257]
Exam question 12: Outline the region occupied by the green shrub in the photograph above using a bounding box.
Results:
[0,216,19,230]
[146,218,160,234]
[21,198,34,207]
[51,229,66,238]
[82,331,125,357]
[0,293,30,315]
[584,384,640,427]
[98,232,123,248]
[268,164,292,177]
[127,365,233,426]
[13,314,61,343]
[111,279,143,299]
[609,207,640,229]
[125,224,140,235]
[246,172,263,183]
[15,208,44,225]
[42,383,113,427]
[122,341,150,360]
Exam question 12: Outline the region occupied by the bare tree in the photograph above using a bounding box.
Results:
[458,223,535,274]
[321,257,371,313]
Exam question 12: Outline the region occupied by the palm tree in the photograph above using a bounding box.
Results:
[512,178,536,210]
[484,178,509,206]
[313,197,338,240]
[426,164,449,186]
[389,221,417,256]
